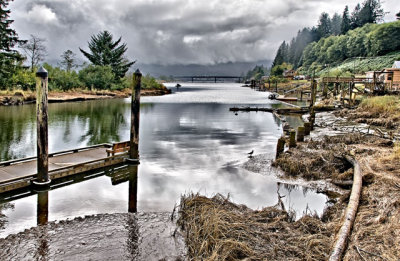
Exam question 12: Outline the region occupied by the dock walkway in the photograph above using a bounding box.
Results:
[0,144,129,193]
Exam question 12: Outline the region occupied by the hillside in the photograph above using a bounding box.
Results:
[316,50,400,77]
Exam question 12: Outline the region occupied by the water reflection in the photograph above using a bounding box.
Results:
[128,166,138,213]
[0,83,327,237]
[37,190,49,226]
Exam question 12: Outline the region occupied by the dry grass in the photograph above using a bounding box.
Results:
[338,96,400,129]
[177,132,399,260]
[177,193,338,261]
[359,96,400,117]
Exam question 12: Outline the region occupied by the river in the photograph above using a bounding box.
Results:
[0,83,327,238]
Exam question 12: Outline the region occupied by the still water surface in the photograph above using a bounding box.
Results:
[0,83,327,237]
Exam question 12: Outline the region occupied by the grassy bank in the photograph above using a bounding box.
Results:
[317,51,400,77]
[0,84,171,106]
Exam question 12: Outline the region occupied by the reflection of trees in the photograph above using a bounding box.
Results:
[0,202,15,230]
[49,99,129,145]
[0,105,35,161]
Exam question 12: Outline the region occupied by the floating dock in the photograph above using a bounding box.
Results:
[0,144,129,193]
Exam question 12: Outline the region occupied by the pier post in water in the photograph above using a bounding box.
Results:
[276,137,285,158]
[34,66,50,186]
[129,69,142,162]
[297,126,305,142]
[289,129,296,148]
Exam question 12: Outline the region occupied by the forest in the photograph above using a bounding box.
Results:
[271,0,400,76]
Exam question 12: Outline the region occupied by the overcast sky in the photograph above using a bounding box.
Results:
[9,0,400,66]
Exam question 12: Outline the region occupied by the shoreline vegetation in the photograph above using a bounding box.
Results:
[0,85,171,106]
[177,94,400,260]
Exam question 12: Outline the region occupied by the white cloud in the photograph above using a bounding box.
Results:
[26,4,58,24]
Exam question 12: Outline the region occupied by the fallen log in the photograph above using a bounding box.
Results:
[329,156,362,261]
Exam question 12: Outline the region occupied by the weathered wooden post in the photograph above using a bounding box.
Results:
[304,122,311,136]
[276,136,285,159]
[129,69,142,162]
[37,190,49,225]
[34,66,50,186]
[289,129,296,148]
[297,126,305,142]
[128,165,138,213]
[309,108,316,131]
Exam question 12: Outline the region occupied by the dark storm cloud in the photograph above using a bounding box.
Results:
[8,0,400,65]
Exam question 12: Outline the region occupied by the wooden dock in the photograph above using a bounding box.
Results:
[0,144,130,193]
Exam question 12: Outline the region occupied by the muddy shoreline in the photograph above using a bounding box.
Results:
[0,87,172,106]
[0,212,186,260]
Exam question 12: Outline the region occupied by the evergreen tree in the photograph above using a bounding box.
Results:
[0,0,25,87]
[331,13,342,35]
[317,12,332,39]
[358,0,384,25]
[351,3,362,29]
[272,41,288,67]
[341,6,351,34]
[80,31,135,80]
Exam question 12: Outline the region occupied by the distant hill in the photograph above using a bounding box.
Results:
[135,60,272,78]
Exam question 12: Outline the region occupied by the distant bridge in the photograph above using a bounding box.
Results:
[173,76,243,83]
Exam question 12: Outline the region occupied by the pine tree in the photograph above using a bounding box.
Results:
[80,31,135,80]
[341,6,351,34]
[0,0,25,87]
[331,13,342,35]
[351,3,362,29]
[358,0,384,25]
[317,12,332,39]
[272,41,288,67]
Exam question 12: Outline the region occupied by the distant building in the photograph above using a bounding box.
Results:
[282,69,296,79]
[365,62,400,89]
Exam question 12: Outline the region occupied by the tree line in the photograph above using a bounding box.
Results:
[271,0,396,76]
[0,0,162,91]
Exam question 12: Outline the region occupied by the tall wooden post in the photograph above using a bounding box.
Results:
[37,190,49,225]
[130,69,142,161]
[35,66,50,185]
[128,165,138,213]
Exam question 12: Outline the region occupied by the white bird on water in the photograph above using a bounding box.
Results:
[248,150,254,157]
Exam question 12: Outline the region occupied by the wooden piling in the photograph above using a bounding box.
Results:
[130,69,142,160]
[297,126,305,142]
[309,107,316,131]
[289,129,296,148]
[37,190,49,226]
[304,122,311,136]
[35,66,50,184]
[276,137,285,158]
[128,165,138,213]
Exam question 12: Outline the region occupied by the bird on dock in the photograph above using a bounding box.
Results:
[248,150,254,157]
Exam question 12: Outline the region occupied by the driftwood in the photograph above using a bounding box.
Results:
[329,156,362,261]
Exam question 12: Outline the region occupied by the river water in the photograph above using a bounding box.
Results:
[0,83,327,238]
